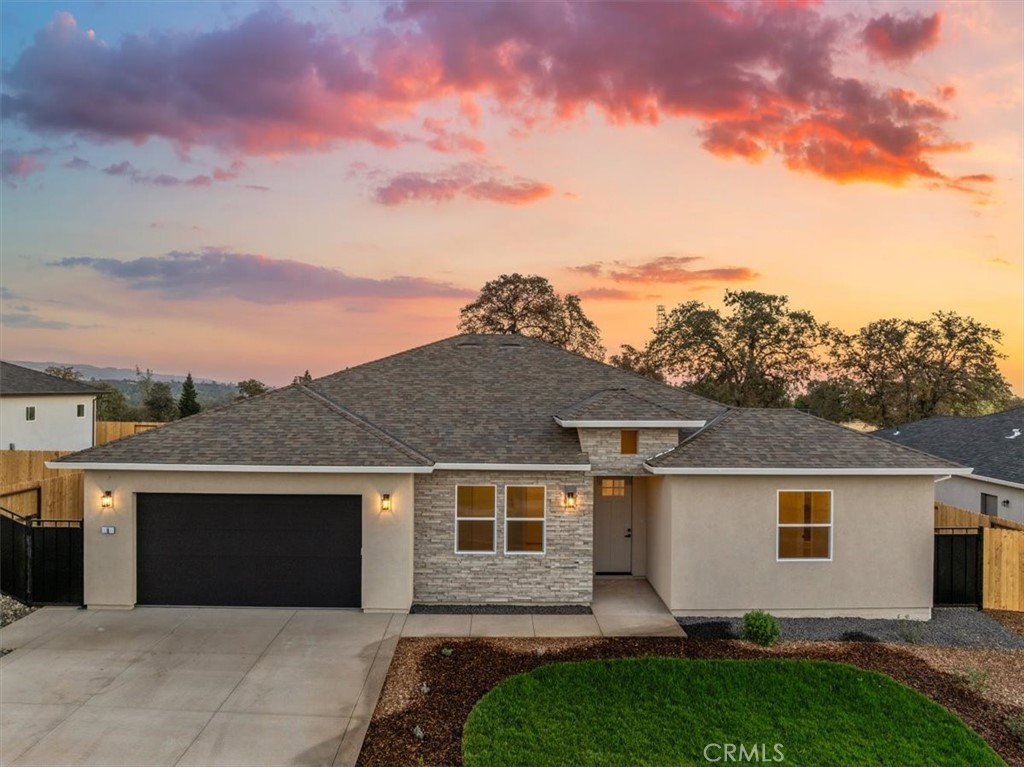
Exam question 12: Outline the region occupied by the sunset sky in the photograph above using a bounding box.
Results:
[1,0,1021,389]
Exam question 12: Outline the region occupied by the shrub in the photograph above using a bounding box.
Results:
[1006,715,1024,747]
[895,615,925,644]
[742,610,781,646]
[953,667,989,696]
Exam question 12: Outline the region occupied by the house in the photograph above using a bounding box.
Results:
[50,335,967,618]
[1,361,103,451]
[874,408,1024,525]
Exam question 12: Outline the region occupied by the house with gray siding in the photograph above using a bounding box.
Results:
[874,408,1024,525]
[51,334,967,618]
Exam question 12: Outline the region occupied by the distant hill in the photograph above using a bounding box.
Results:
[11,361,218,384]
[10,360,240,410]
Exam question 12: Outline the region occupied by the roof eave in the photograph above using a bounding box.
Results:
[643,464,974,476]
[961,472,1024,490]
[46,461,435,474]
[554,417,706,429]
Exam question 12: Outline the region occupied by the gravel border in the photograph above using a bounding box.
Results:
[679,608,1024,650]
[410,603,592,615]
[1,594,38,657]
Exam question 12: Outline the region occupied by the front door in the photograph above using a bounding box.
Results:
[594,477,632,573]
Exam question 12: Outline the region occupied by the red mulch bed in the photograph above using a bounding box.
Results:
[357,637,1024,767]
[988,611,1024,638]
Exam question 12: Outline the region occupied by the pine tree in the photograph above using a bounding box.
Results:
[178,373,202,418]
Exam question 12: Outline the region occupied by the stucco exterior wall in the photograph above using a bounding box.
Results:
[937,474,1024,525]
[1,395,95,451]
[413,470,592,604]
[577,428,679,474]
[81,470,415,611]
[644,475,673,608]
[662,475,936,619]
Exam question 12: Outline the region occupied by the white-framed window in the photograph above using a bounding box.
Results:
[25,406,36,421]
[455,485,496,554]
[76,404,86,418]
[505,485,546,554]
[777,490,832,562]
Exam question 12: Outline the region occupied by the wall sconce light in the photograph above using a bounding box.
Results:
[1002,499,1011,507]
[100,491,113,510]
[564,487,577,510]
[380,493,392,513]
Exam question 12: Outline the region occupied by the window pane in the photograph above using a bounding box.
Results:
[457,486,495,518]
[601,479,626,497]
[779,491,830,525]
[507,520,544,552]
[778,526,830,559]
[457,520,494,551]
[507,486,545,518]
[621,430,638,455]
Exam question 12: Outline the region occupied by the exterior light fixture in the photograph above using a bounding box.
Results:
[1002,499,1011,507]
[381,493,392,512]
[100,491,113,509]
[564,487,577,510]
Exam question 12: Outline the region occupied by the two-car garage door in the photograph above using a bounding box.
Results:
[136,493,361,608]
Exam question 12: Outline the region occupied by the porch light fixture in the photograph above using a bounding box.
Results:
[380,493,392,513]
[100,491,113,510]
[564,487,577,510]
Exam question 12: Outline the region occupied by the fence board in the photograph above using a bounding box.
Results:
[0,452,83,521]
[935,502,1024,532]
[984,528,1024,611]
[95,421,162,446]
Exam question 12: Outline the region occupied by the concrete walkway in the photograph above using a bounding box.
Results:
[0,607,401,767]
[399,578,685,638]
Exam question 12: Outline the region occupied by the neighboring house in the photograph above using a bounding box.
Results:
[51,335,966,618]
[874,408,1024,525]
[0,361,102,451]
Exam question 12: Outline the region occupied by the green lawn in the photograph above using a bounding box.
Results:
[462,658,1004,767]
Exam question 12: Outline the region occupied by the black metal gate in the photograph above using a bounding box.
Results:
[0,508,83,605]
[934,527,982,607]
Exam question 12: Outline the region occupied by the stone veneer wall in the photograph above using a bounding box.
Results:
[414,470,592,604]
[577,428,680,474]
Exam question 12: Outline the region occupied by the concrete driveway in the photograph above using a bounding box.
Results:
[0,607,402,767]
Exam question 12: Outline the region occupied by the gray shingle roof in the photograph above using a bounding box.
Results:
[0,361,103,396]
[56,334,724,467]
[57,384,432,467]
[872,408,1024,485]
[555,389,694,423]
[647,408,966,472]
[308,335,724,465]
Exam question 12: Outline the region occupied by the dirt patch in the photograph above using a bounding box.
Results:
[988,611,1024,638]
[357,637,1024,767]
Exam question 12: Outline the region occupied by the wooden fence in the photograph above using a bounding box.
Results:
[0,451,83,521]
[96,421,162,446]
[935,502,1024,611]
[935,502,1024,532]
[984,528,1024,612]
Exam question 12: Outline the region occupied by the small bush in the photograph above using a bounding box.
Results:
[440,647,454,657]
[895,615,925,644]
[742,610,781,647]
[953,667,989,696]
[1006,715,1024,747]
[412,724,425,741]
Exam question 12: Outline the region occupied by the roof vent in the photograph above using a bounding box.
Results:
[1008,428,1021,440]
[499,342,522,350]
[456,341,482,349]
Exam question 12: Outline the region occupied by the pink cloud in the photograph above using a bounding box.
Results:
[863,12,941,63]
[0,4,978,187]
[368,162,553,206]
[577,256,758,285]
[576,287,644,300]
[1,150,45,185]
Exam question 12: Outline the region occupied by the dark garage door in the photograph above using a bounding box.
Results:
[137,493,361,608]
